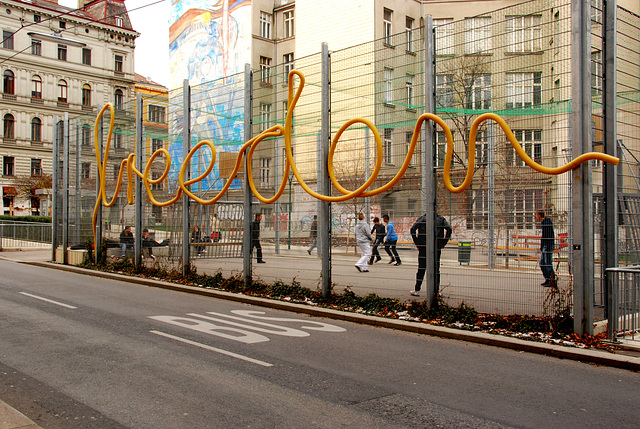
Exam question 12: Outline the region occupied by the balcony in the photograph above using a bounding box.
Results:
[2,138,16,145]
[2,93,17,101]
[57,100,69,109]
[31,97,44,105]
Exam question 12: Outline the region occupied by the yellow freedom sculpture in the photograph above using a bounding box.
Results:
[92,70,619,244]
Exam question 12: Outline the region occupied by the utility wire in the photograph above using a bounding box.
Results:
[1,0,164,65]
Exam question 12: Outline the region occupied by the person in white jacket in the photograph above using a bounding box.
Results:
[354,213,373,272]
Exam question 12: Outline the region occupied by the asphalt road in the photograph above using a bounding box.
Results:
[0,260,638,429]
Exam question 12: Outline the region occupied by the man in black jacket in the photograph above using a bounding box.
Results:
[537,210,555,287]
[251,213,266,263]
[410,214,452,296]
[119,225,134,258]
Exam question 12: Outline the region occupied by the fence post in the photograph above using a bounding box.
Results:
[571,0,594,336]
[75,121,81,246]
[182,79,191,275]
[603,0,618,321]
[243,64,253,288]
[52,115,59,261]
[423,15,437,305]
[320,42,332,297]
[488,119,495,270]
[63,112,70,264]
[135,92,144,267]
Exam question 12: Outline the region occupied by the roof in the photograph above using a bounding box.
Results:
[16,0,135,31]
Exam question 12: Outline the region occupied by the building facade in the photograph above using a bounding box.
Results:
[0,0,137,216]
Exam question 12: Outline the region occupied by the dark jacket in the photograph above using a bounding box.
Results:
[251,219,261,242]
[410,214,452,249]
[310,220,318,239]
[371,224,386,244]
[120,229,134,244]
[540,217,555,250]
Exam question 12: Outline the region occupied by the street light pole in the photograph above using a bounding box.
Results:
[288,174,292,250]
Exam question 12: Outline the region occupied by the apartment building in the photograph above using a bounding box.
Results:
[0,0,137,216]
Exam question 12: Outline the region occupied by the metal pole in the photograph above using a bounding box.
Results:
[571,0,594,335]
[603,0,618,320]
[365,128,370,220]
[182,79,191,274]
[75,123,81,246]
[243,64,253,287]
[62,113,70,264]
[424,16,437,305]
[135,93,144,266]
[52,115,59,261]
[288,176,292,250]
[488,119,495,269]
[95,114,103,262]
[275,137,280,254]
[320,42,332,297]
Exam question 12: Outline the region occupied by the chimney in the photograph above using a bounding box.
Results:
[77,1,95,8]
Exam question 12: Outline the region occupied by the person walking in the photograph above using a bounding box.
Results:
[354,213,372,272]
[410,213,452,296]
[191,225,204,256]
[251,213,266,263]
[308,215,318,255]
[119,225,134,258]
[369,217,385,264]
[382,214,401,265]
[537,210,556,287]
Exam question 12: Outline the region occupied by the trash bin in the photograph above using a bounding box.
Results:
[458,241,472,265]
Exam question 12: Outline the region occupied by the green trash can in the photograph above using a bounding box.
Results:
[458,241,472,265]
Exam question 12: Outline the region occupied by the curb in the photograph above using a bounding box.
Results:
[23,260,640,372]
[0,399,41,429]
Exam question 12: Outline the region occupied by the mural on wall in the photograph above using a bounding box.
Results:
[168,0,252,192]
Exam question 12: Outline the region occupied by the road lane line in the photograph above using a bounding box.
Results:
[19,292,77,309]
[149,330,273,367]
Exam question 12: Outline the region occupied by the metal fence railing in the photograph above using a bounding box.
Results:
[0,221,52,250]
[607,266,640,343]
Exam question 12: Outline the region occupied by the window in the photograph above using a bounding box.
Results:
[283,53,294,82]
[406,75,414,109]
[113,164,120,179]
[114,55,123,72]
[34,15,41,23]
[434,19,454,55]
[82,48,91,65]
[506,15,542,53]
[58,80,67,102]
[115,16,123,27]
[3,70,14,94]
[260,12,272,39]
[259,158,271,186]
[2,30,13,50]
[383,128,393,164]
[591,0,603,24]
[260,103,271,131]
[59,21,66,29]
[383,8,393,45]
[81,162,91,179]
[31,117,42,142]
[436,75,454,108]
[465,74,491,110]
[405,17,414,52]
[474,130,488,165]
[260,56,271,84]
[283,10,294,38]
[151,172,163,190]
[384,68,393,104]
[148,105,166,123]
[114,128,123,149]
[3,156,14,176]
[31,75,42,98]
[57,44,67,61]
[507,130,542,166]
[3,114,14,139]
[406,132,417,166]
[31,159,42,176]
[465,17,491,54]
[31,39,41,55]
[505,72,541,108]
[114,89,123,109]
[152,138,163,152]
[591,50,602,96]
[468,189,489,230]
[435,131,447,167]
[500,189,542,229]
[82,84,91,106]
[81,125,91,146]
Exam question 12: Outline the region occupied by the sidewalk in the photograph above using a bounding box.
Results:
[0,399,40,429]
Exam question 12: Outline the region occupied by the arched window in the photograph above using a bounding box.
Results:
[31,117,42,142]
[114,88,123,109]
[32,75,42,98]
[3,114,15,139]
[58,79,67,102]
[82,83,91,106]
[3,70,15,94]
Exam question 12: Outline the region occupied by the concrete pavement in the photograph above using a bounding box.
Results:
[0,399,40,429]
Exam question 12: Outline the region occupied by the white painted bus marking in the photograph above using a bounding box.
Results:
[19,292,77,309]
[148,315,270,344]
